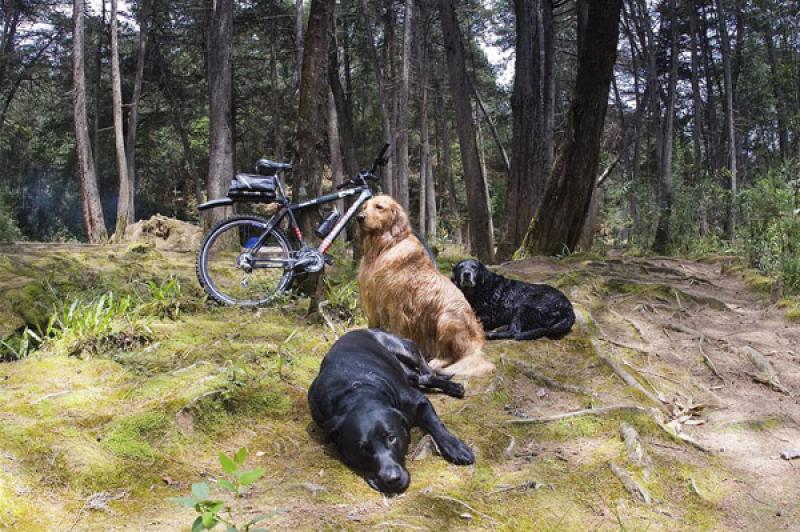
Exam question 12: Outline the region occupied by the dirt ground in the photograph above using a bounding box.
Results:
[0,244,798,531]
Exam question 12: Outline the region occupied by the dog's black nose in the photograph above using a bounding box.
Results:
[379,465,409,492]
[460,271,475,287]
[356,212,366,222]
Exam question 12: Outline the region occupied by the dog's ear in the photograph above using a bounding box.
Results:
[390,204,410,238]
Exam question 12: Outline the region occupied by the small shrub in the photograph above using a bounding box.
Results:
[0,189,22,241]
[174,448,279,531]
[0,328,42,361]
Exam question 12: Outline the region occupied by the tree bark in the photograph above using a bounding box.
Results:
[205,0,234,230]
[73,0,108,243]
[394,0,413,211]
[688,0,704,180]
[520,0,622,256]
[360,0,394,195]
[763,17,788,160]
[417,0,436,241]
[438,0,494,262]
[652,0,680,254]
[497,0,546,260]
[270,32,284,161]
[295,0,304,87]
[714,0,737,238]
[111,0,131,239]
[122,0,150,234]
[294,0,333,235]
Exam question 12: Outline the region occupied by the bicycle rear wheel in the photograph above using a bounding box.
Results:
[196,215,294,305]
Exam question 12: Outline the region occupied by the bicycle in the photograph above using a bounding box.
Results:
[195,144,390,306]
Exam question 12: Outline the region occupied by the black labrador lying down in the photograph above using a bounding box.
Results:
[452,259,575,341]
[308,329,474,494]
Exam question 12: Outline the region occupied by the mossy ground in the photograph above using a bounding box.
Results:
[2,244,789,530]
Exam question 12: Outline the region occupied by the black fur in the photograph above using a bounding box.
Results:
[451,259,575,341]
[308,329,473,494]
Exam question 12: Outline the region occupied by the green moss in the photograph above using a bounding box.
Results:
[104,411,168,460]
[744,271,774,295]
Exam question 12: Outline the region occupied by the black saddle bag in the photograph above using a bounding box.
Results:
[227,174,278,201]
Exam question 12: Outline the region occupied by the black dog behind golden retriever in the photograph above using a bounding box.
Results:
[452,259,575,341]
[308,329,474,494]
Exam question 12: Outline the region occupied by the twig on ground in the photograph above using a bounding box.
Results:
[317,300,338,337]
[431,495,497,523]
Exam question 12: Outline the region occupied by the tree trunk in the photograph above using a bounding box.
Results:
[435,83,461,244]
[418,0,436,241]
[205,0,234,230]
[497,0,546,260]
[652,0,679,254]
[111,0,131,239]
[294,0,333,235]
[763,18,788,160]
[360,0,394,195]
[714,0,737,238]
[73,0,108,243]
[395,0,413,211]
[294,0,334,312]
[270,34,284,161]
[327,88,345,212]
[438,0,494,262]
[295,0,304,87]
[122,0,150,233]
[688,0,704,179]
[93,0,105,179]
[520,0,622,256]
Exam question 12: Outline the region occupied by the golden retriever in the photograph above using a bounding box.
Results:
[356,195,495,377]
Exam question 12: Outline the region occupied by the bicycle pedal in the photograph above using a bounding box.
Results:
[324,254,334,265]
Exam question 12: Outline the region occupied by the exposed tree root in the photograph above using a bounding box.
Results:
[509,359,596,397]
[591,339,669,412]
[741,345,792,395]
[698,337,724,382]
[621,421,652,479]
[505,405,649,425]
[609,463,651,504]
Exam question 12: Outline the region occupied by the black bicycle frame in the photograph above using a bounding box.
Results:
[248,184,373,268]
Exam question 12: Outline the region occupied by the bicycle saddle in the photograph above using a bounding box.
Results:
[256,159,292,175]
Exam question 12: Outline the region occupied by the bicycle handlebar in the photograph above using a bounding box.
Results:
[335,144,390,190]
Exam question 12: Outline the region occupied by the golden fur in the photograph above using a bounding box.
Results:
[357,195,494,377]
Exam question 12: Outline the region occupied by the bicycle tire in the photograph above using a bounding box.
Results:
[196,215,295,306]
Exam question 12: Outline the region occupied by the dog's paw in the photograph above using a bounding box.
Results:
[442,380,465,399]
[438,435,475,465]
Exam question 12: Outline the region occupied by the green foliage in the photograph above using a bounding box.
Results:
[174,447,278,532]
[737,164,800,295]
[0,327,42,361]
[138,275,198,319]
[0,188,22,241]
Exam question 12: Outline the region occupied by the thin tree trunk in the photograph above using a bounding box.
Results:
[73,0,108,243]
[418,0,436,241]
[93,0,104,177]
[395,0,413,211]
[270,34,284,161]
[205,0,234,230]
[295,0,304,87]
[714,0,737,238]
[327,88,345,212]
[111,0,131,239]
[360,1,394,195]
[435,82,460,244]
[438,0,494,262]
[688,0,704,179]
[123,0,150,232]
[764,18,788,160]
[520,0,622,256]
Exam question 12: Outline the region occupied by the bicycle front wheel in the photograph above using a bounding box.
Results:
[197,215,294,306]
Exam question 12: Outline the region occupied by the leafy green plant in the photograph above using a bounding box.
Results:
[140,276,186,319]
[324,277,361,324]
[174,448,276,531]
[0,327,42,361]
